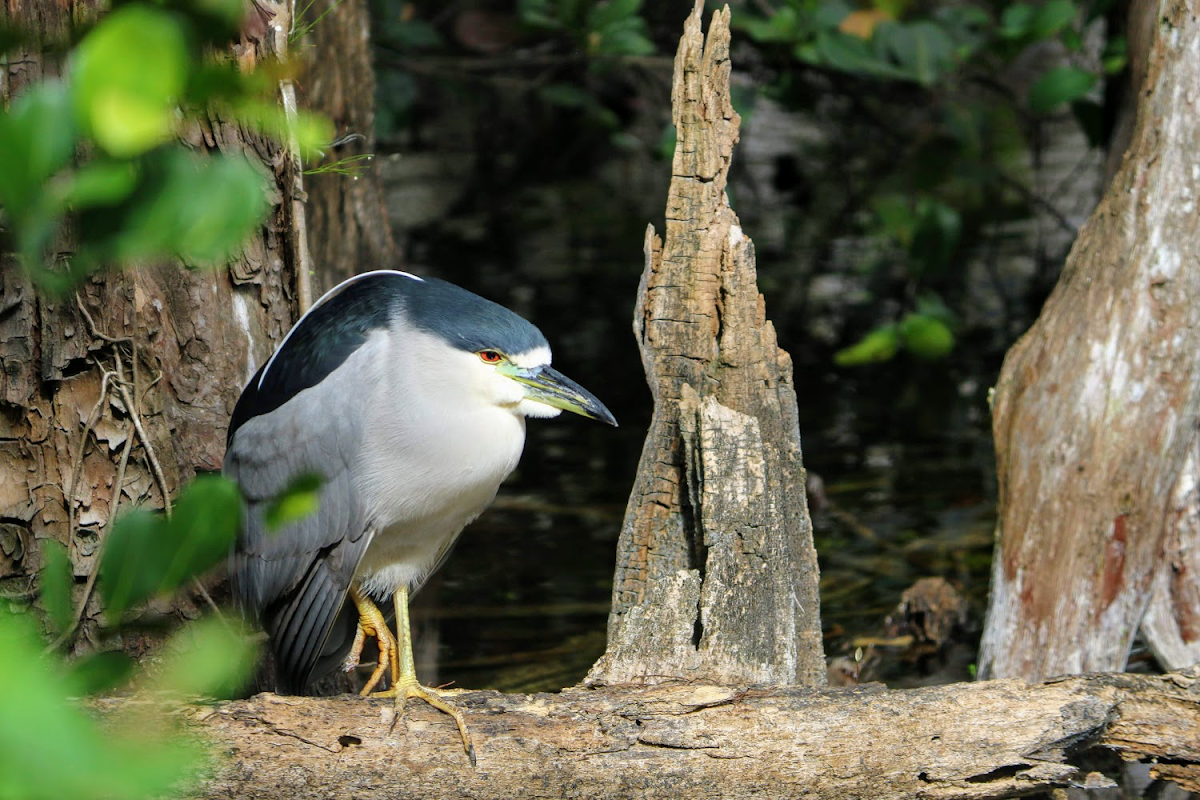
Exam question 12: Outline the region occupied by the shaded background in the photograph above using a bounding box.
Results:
[298,0,1126,690]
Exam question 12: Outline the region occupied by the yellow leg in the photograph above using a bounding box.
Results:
[370,584,475,766]
[345,587,398,695]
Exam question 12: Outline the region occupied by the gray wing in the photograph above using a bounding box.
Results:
[224,363,374,694]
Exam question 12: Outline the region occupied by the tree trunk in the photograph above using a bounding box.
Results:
[1141,434,1200,669]
[167,668,1200,799]
[586,1,824,688]
[300,0,397,290]
[981,0,1200,680]
[0,0,302,650]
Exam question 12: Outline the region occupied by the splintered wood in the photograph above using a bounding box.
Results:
[588,0,824,689]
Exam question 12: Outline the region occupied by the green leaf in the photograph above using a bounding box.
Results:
[99,475,242,620]
[71,5,190,157]
[998,3,1034,39]
[871,193,918,247]
[657,123,677,161]
[914,292,955,325]
[1101,34,1127,73]
[189,0,246,33]
[587,0,641,34]
[77,149,269,266]
[735,8,803,44]
[1029,0,1077,40]
[148,615,258,699]
[264,473,323,531]
[898,312,955,359]
[0,82,77,211]
[911,197,960,275]
[55,160,139,208]
[814,1,854,29]
[1059,25,1082,51]
[0,609,200,800]
[517,0,565,30]
[64,650,135,695]
[39,540,74,634]
[539,83,593,108]
[877,20,955,86]
[160,475,243,590]
[816,29,884,76]
[97,509,165,620]
[232,101,335,159]
[835,325,899,366]
[933,6,990,58]
[1028,66,1097,114]
[597,26,655,57]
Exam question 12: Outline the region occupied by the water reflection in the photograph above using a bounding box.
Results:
[415,362,998,692]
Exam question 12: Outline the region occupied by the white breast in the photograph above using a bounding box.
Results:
[351,327,527,598]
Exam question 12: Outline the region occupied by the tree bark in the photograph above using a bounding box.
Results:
[0,0,301,649]
[586,1,824,688]
[1142,435,1200,670]
[166,668,1200,799]
[300,0,397,290]
[981,0,1200,680]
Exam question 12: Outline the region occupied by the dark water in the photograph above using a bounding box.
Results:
[401,234,1000,694]
[376,83,1005,693]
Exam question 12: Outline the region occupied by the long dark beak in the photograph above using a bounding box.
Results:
[508,364,617,426]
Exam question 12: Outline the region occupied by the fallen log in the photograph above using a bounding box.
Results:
[166,668,1199,799]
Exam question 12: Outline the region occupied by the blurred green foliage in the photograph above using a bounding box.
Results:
[727,0,1122,365]
[373,0,660,138]
[370,0,1124,370]
[519,0,655,57]
[0,0,331,293]
[0,2,333,797]
[4,477,256,800]
[98,476,242,621]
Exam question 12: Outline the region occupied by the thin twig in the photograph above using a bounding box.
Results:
[279,78,314,314]
[113,349,172,518]
[65,369,115,566]
[49,417,135,652]
[193,580,234,632]
[75,296,132,346]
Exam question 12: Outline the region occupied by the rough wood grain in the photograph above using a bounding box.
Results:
[982,0,1200,679]
[158,669,1200,799]
[1142,434,1200,670]
[0,0,299,647]
[588,0,823,687]
[301,0,397,289]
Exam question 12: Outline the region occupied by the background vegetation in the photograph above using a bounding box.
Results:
[357,0,1126,686]
[0,0,1134,794]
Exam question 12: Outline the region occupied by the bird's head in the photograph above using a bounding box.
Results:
[404,277,617,427]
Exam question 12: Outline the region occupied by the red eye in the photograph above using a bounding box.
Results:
[478,350,503,363]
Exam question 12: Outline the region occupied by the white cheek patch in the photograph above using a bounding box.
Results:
[510,345,552,369]
[517,398,563,419]
[493,374,526,405]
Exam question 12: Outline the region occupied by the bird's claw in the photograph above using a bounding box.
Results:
[347,590,400,695]
[373,681,475,766]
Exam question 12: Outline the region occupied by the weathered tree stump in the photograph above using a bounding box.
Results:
[587,0,824,689]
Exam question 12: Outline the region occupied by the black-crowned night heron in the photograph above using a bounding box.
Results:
[223,270,615,762]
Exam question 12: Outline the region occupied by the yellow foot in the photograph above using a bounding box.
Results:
[373,681,476,766]
[345,588,399,695]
